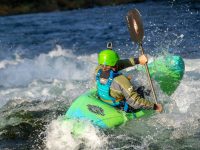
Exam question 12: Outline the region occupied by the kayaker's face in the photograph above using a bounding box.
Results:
[102,65,117,72]
[102,65,112,71]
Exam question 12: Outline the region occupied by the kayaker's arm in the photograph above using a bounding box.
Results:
[94,66,102,76]
[113,75,155,110]
[116,54,147,71]
[116,57,139,71]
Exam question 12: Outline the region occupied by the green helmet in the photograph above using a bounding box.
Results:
[98,49,119,66]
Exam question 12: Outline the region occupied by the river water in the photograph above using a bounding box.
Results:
[0,0,200,149]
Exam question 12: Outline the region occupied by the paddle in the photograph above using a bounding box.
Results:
[126,9,158,104]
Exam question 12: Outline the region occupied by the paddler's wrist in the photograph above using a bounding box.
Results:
[134,58,140,64]
[153,103,163,113]
[130,55,147,65]
[153,104,157,110]
[129,57,139,65]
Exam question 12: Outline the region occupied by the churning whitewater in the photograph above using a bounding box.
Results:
[1,46,200,149]
[0,1,200,149]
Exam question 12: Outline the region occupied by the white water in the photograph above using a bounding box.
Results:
[45,117,107,150]
[0,45,96,88]
[0,46,200,149]
[0,46,97,108]
[154,58,200,140]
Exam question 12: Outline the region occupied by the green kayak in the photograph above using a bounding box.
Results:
[66,55,185,128]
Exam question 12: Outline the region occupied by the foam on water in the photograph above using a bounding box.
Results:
[0,45,200,149]
[0,53,22,69]
[144,58,200,142]
[0,45,97,88]
[45,117,107,150]
[0,45,97,108]
[172,58,200,113]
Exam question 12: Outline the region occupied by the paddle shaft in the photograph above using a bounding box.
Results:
[139,43,158,104]
[126,9,158,104]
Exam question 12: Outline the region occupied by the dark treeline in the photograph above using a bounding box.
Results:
[0,0,144,16]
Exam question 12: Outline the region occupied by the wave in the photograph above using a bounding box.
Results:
[0,45,97,108]
[0,46,200,149]
[0,45,97,88]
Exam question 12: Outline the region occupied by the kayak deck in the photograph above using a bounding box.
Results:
[66,89,154,128]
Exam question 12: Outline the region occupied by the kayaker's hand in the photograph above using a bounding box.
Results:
[139,54,148,65]
[154,103,163,113]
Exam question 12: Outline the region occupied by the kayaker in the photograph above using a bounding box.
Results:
[95,43,163,113]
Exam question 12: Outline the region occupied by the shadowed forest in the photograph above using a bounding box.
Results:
[0,0,144,16]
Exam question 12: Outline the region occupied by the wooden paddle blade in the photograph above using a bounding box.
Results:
[126,9,144,44]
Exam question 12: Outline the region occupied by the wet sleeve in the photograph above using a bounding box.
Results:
[93,66,101,84]
[116,57,139,71]
[94,65,101,76]
[114,75,154,109]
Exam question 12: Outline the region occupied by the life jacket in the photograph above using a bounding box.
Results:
[96,69,129,111]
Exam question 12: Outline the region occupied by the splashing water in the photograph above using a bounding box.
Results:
[0,45,97,108]
[0,1,200,149]
[45,117,107,150]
